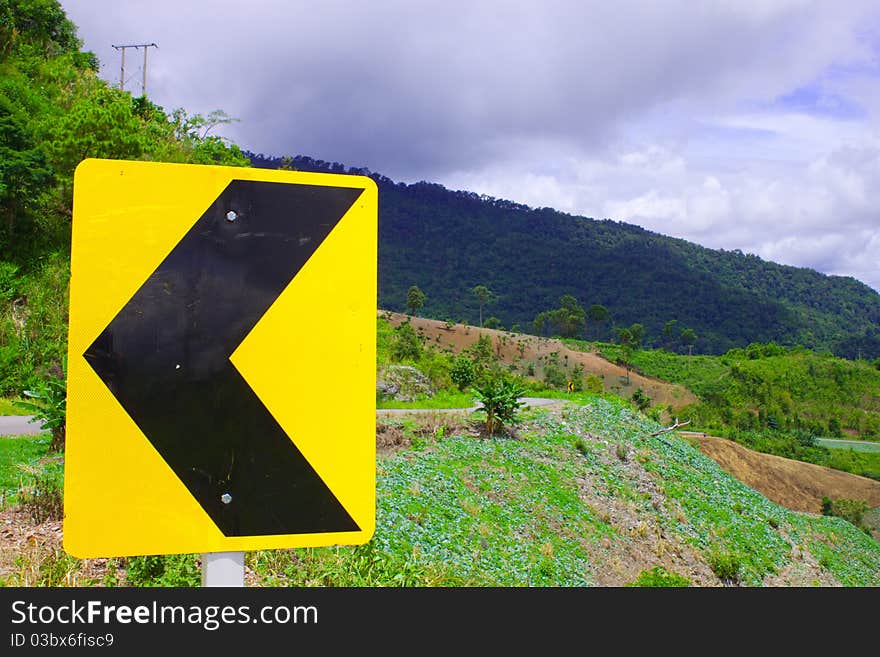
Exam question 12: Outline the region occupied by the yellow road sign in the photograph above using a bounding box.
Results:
[64,159,377,557]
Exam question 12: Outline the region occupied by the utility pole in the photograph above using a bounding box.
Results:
[111,42,158,96]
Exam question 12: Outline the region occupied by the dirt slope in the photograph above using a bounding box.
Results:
[683,431,880,514]
[382,311,697,412]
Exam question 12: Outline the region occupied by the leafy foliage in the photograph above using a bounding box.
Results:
[533,294,586,339]
[14,358,65,451]
[822,496,872,535]
[597,341,880,441]
[17,464,62,523]
[627,565,691,587]
[473,375,526,435]
[707,551,742,584]
[631,388,651,412]
[405,284,425,316]
[449,353,477,391]
[0,1,250,396]
[125,554,200,587]
[472,284,494,327]
[390,320,423,362]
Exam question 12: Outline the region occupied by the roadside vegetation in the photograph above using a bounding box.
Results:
[589,340,880,440]
[4,396,878,587]
[0,0,248,402]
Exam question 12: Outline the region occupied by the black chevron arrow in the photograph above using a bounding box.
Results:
[84,179,364,537]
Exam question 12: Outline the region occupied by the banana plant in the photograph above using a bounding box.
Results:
[15,358,67,452]
[473,376,526,436]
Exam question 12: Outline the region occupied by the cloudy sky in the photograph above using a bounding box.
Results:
[59,1,880,291]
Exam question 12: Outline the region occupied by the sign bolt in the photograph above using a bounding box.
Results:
[220,493,232,505]
[225,210,238,222]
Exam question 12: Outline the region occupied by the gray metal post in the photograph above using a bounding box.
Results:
[201,551,245,587]
[112,43,157,96]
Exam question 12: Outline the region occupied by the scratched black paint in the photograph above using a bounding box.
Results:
[84,180,363,536]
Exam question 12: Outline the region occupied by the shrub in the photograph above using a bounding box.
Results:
[822,496,871,535]
[583,374,604,394]
[450,354,477,391]
[631,388,651,411]
[15,362,66,452]
[0,262,19,302]
[125,554,200,587]
[827,418,842,437]
[627,565,690,587]
[391,321,423,362]
[542,361,567,389]
[708,550,741,583]
[468,335,495,375]
[17,468,63,524]
[473,376,526,436]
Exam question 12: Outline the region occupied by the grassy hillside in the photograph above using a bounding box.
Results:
[4,398,878,586]
[589,341,880,439]
[376,314,880,481]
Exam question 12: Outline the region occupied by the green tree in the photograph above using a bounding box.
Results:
[534,295,586,338]
[617,327,634,385]
[629,322,644,349]
[586,304,609,340]
[406,285,425,317]
[472,284,494,327]
[662,320,679,350]
[557,295,586,338]
[0,92,53,254]
[467,334,495,382]
[47,84,147,183]
[532,311,549,336]
[2,0,80,57]
[681,328,697,356]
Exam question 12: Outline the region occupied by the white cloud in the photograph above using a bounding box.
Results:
[58,0,880,291]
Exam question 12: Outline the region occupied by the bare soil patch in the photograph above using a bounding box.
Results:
[684,431,880,514]
[382,311,697,412]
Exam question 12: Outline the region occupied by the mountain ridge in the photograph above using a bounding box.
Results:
[246,152,880,359]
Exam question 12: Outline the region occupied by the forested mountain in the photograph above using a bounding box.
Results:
[247,154,880,359]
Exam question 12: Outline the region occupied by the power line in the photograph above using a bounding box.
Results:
[111,42,158,96]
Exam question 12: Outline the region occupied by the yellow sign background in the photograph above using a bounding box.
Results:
[64,159,376,557]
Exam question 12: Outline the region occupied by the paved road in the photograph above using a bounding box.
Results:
[0,415,44,436]
[0,398,563,435]
[815,437,880,453]
[377,397,562,415]
[681,430,880,453]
